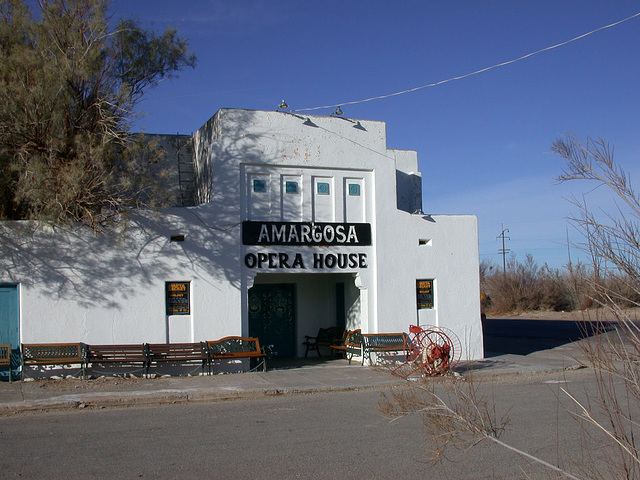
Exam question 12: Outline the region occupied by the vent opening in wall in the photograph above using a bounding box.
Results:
[419,239,432,246]
[171,235,186,242]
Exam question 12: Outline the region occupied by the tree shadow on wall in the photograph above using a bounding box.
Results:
[0,109,381,311]
[0,110,277,309]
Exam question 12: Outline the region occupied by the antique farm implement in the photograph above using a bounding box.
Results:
[392,325,461,378]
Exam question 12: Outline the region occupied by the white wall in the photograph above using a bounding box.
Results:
[0,209,243,344]
[198,109,482,360]
[0,108,483,361]
[375,213,483,359]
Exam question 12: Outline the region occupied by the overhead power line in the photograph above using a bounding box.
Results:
[293,12,640,114]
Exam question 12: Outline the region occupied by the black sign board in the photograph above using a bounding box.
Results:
[242,221,372,246]
[416,279,434,309]
[166,281,190,315]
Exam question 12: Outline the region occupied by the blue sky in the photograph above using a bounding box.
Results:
[108,0,640,269]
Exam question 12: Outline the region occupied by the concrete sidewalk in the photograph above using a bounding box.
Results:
[0,337,591,414]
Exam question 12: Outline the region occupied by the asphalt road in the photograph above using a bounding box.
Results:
[0,317,624,479]
[0,368,619,480]
[482,317,613,356]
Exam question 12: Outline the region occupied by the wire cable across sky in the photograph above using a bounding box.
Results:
[293,11,640,114]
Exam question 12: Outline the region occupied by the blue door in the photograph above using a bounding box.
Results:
[0,285,19,380]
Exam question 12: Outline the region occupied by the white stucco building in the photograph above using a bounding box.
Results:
[0,108,483,363]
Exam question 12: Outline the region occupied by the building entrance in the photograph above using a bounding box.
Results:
[248,283,296,357]
[248,273,363,358]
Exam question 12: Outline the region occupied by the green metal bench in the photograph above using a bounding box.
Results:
[330,330,363,364]
[0,344,11,382]
[21,343,87,379]
[331,331,409,365]
[362,333,409,365]
[207,336,266,373]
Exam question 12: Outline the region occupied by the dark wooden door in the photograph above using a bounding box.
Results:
[248,284,295,357]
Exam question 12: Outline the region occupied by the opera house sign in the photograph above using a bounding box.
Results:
[242,221,371,270]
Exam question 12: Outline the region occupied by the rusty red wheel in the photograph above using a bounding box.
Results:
[404,325,461,376]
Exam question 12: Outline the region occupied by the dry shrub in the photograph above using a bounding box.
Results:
[481,254,577,314]
[379,379,508,464]
[566,263,599,310]
[480,255,640,315]
[565,306,640,479]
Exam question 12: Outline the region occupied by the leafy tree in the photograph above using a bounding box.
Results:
[0,0,196,229]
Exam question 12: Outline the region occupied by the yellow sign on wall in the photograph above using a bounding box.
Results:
[416,279,434,309]
[166,281,190,315]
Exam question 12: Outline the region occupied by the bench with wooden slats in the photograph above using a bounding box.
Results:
[21,343,87,378]
[0,344,11,382]
[207,336,266,372]
[330,330,363,364]
[86,344,149,374]
[0,344,10,368]
[362,332,409,365]
[146,342,210,374]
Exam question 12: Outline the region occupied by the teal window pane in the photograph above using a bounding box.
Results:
[317,182,330,195]
[285,181,298,194]
[253,179,266,193]
[348,183,361,196]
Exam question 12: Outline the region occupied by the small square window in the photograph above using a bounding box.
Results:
[348,183,361,196]
[317,182,330,195]
[285,181,298,194]
[253,179,266,193]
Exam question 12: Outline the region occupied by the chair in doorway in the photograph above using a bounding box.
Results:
[303,327,345,357]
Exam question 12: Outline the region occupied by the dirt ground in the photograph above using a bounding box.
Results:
[488,306,640,322]
[16,370,179,395]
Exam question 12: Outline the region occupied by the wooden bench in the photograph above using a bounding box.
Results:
[147,342,210,375]
[86,344,149,375]
[207,336,266,373]
[302,326,345,357]
[21,343,87,378]
[362,333,409,365]
[330,330,363,364]
[0,344,10,367]
[0,344,12,382]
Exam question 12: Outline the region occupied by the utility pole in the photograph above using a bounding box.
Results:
[497,224,510,274]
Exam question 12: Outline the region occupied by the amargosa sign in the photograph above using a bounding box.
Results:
[242,221,372,246]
